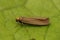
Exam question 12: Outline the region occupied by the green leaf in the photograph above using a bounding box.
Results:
[0,0,60,40]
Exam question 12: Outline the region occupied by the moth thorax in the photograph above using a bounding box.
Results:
[19,17,23,21]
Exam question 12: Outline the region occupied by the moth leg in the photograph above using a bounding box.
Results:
[21,22,24,25]
[20,22,24,28]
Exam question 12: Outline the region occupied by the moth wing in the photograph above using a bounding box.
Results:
[35,18,49,21]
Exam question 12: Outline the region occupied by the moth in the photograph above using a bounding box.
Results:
[16,17,50,26]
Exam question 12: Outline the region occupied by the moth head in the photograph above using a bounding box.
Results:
[16,17,22,22]
[16,17,20,22]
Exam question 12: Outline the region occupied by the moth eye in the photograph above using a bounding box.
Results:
[19,21,22,23]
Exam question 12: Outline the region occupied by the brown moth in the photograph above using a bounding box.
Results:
[16,17,50,25]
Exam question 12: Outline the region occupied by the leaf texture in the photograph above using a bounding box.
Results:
[0,0,60,40]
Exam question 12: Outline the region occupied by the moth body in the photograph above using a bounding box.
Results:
[16,17,50,25]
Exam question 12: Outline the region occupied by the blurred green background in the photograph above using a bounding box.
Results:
[0,0,60,40]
